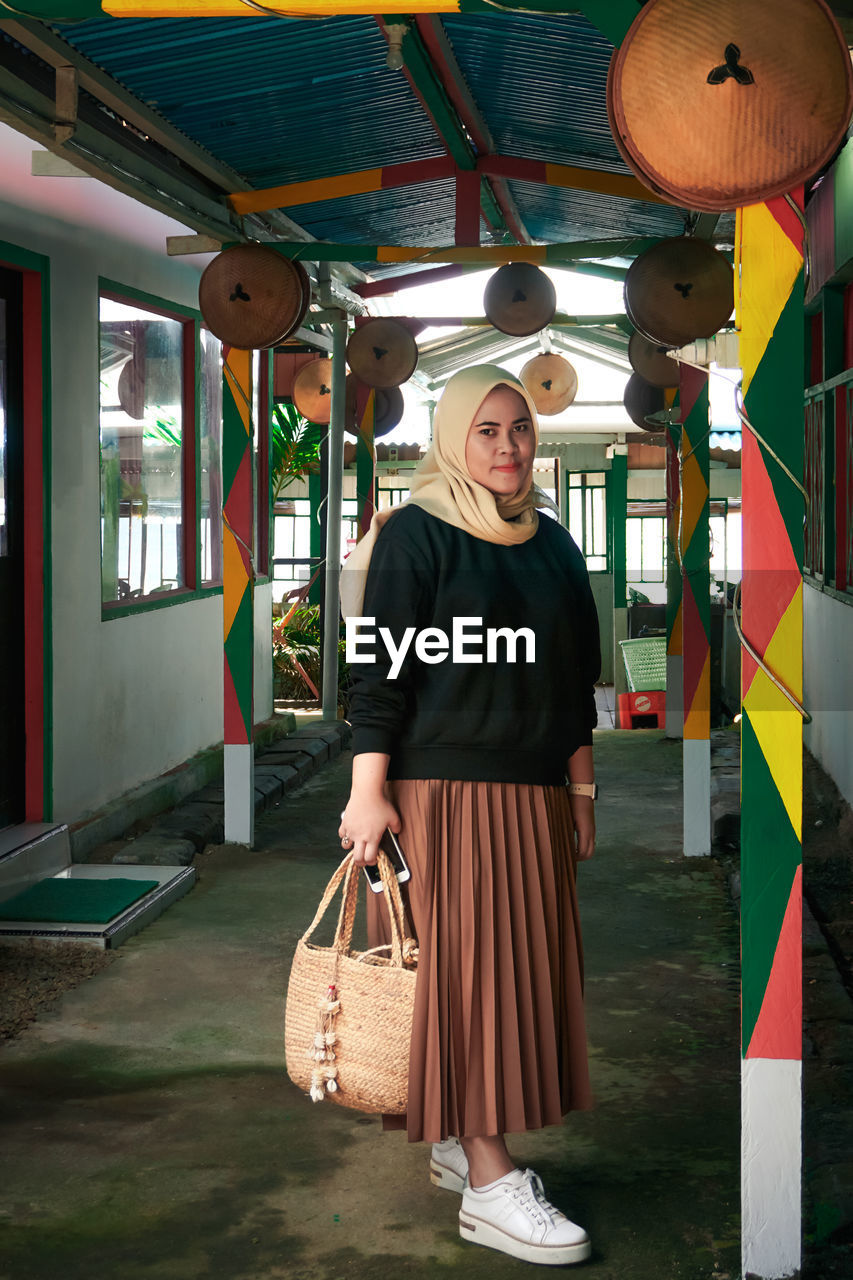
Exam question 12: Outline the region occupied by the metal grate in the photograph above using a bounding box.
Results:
[619,637,666,692]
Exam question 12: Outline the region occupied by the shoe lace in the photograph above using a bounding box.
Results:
[510,1170,561,1228]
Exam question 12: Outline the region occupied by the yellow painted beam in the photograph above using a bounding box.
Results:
[543,162,669,207]
[108,1,461,13]
[230,169,383,216]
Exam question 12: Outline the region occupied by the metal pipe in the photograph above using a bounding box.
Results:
[322,316,348,720]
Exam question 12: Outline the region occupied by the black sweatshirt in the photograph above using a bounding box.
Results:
[346,504,601,786]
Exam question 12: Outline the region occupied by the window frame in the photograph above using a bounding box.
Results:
[99,280,223,620]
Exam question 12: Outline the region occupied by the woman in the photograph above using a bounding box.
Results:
[338,364,600,1266]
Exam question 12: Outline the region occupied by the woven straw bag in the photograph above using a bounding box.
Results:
[284,851,418,1115]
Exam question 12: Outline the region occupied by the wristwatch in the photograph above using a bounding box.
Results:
[567,782,598,800]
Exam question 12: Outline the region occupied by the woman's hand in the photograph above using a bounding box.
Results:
[568,795,595,861]
[338,752,400,866]
[339,793,401,866]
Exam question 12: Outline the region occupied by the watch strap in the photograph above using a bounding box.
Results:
[567,781,598,800]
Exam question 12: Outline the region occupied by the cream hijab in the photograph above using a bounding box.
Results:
[339,364,544,619]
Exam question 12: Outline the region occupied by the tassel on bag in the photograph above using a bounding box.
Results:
[284,851,418,1115]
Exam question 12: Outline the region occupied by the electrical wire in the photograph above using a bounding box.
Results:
[238,0,328,16]
[731,581,811,723]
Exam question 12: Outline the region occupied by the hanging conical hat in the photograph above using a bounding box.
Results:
[292,358,334,423]
[117,358,145,420]
[288,260,313,339]
[346,319,418,389]
[628,332,681,389]
[484,263,557,337]
[624,237,733,348]
[519,353,578,415]
[344,377,404,438]
[624,372,670,431]
[198,243,305,350]
[608,0,853,211]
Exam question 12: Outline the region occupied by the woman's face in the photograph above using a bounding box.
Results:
[464,384,536,497]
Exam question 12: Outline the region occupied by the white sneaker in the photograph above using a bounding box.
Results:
[459,1167,591,1266]
[429,1137,469,1193]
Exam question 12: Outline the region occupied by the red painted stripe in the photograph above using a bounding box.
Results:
[679,364,705,422]
[681,576,708,716]
[224,654,248,745]
[380,155,455,189]
[740,428,801,697]
[355,262,476,298]
[745,865,802,1059]
[766,188,805,256]
[21,269,45,821]
[455,169,481,246]
[224,452,253,574]
[479,155,548,184]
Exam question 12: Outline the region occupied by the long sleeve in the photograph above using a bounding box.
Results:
[345,515,435,758]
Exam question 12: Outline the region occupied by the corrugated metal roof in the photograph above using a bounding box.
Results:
[56,14,444,188]
[441,12,627,174]
[506,180,685,244]
[50,9,702,253]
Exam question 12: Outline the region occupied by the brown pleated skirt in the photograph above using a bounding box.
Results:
[366,778,592,1144]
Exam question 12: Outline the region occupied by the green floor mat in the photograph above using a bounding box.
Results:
[0,877,160,923]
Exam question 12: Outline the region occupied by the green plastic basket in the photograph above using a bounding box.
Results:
[619,637,667,692]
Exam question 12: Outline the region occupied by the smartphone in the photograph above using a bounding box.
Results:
[363,829,411,894]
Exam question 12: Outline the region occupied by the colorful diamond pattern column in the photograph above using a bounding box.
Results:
[665,423,684,738]
[355,382,376,540]
[737,194,805,1280]
[679,367,711,855]
[222,348,255,846]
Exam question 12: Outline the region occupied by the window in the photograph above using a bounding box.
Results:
[199,329,223,585]
[567,471,607,571]
[377,478,411,510]
[272,496,312,603]
[99,295,193,604]
[627,515,665,582]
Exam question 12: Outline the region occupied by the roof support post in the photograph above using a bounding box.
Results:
[737,195,805,1280]
[321,317,348,721]
[222,348,255,847]
[610,447,628,722]
[665,422,684,738]
[455,169,482,247]
[679,365,711,856]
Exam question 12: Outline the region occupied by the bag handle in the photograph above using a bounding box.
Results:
[299,850,409,969]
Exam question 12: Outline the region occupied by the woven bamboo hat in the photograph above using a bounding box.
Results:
[624,372,669,432]
[624,237,733,347]
[199,243,307,350]
[346,319,418,389]
[608,0,853,211]
[519,353,578,415]
[292,358,334,424]
[483,263,557,337]
[344,377,404,438]
[628,331,681,389]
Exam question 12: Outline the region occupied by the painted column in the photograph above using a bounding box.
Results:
[355,382,377,539]
[737,195,805,1280]
[610,448,628,723]
[680,366,711,856]
[222,348,254,846]
[665,423,684,738]
[321,318,347,721]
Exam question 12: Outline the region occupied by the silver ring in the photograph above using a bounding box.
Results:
[341,836,352,847]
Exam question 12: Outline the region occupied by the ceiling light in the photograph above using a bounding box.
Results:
[385,24,407,71]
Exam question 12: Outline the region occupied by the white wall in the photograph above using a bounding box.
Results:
[804,584,853,808]
[0,156,273,822]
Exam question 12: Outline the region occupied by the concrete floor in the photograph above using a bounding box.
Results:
[0,732,743,1280]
